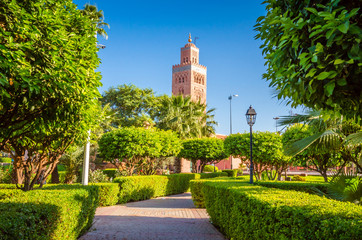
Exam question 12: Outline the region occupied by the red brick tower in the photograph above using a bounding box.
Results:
[172,33,207,104]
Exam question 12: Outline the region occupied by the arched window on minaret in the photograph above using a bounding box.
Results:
[183,58,185,63]
[182,77,184,83]
[186,57,188,63]
[179,78,181,83]
[202,78,204,85]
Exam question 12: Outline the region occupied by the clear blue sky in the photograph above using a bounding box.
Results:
[74,0,303,135]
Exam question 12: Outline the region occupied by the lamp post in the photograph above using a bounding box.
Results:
[228,94,238,169]
[273,117,280,132]
[246,105,256,184]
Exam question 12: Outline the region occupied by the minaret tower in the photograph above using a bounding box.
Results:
[172,33,207,104]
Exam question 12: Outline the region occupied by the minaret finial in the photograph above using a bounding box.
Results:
[188,33,192,43]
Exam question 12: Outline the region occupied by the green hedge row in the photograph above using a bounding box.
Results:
[0,186,99,240]
[114,172,227,203]
[256,181,329,195]
[191,180,362,240]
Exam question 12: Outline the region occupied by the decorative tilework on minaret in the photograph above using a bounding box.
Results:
[172,33,207,104]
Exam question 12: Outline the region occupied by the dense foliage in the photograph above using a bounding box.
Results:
[178,138,227,173]
[101,84,162,127]
[155,95,217,139]
[0,0,102,190]
[255,0,362,120]
[224,132,287,180]
[191,179,362,239]
[0,185,99,239]
[99,127,181,175]
[280,113,362,181]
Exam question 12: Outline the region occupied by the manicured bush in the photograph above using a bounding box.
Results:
[114,172,227,203]
[203,165,218,172]
[193,180,362,240]
[256,181,329,195]
[92,183,119,206]
[190,178,243,208]
[0,167,12,183]
[222,169,233,177]
[89,169,109,183]
[0,185,99,239]
[0,157,11,163]
[292,175,306,181]
[103,168,118,178]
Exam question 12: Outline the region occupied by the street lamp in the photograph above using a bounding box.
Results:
[228,94,238,169]
[273,117,280,132]
[246,105,256,184]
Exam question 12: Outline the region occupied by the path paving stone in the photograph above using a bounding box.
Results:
[79,193,226,240]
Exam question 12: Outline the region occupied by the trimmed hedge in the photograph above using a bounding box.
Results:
[190,178,244,208]
[92,183,119,206]
[113,172,227,203]
[203,165,218,172]
[192,180,362,240]
[256,181,329,195]
[102,168,118,179]
[0,185,99,240]
[222,169,241,177]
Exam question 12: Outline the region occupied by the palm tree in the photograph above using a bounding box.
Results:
[280,111,362,176]
[81,4,110,40]
[155,95,217,139]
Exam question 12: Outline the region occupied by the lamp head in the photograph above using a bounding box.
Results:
[246,105,257,126]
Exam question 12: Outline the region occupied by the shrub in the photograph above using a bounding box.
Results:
[256,181,329,195]
[0,167,12,184]
[0,157,11,163]
[113,172,227,203]
[203,165,218,173]
[103,168,118,179]
[193,180,362,240]
[292,175,306,181]
[222,170,233,177]
[0,185,98,239]
[89,169,109,183]
[232,169,239,178]
[92,183,119,206]
[190,178,239,208]
[57,164,66,172]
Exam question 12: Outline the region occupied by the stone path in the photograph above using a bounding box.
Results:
[79,193,226,240]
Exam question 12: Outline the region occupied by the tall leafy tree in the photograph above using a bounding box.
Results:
[81,4,110,39]
[98,127,181,175]
[101,84,162,127]
[178,138,227,173]
[0,0,102,190]
[155,95,217,139]
[224,132,284,180]
[255,0,361,121]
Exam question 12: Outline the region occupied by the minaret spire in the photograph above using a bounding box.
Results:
[188,33,192,43]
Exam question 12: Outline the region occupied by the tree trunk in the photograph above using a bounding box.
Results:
[51,163,60,183]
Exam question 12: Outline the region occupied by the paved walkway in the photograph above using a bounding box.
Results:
[79,193,226,240]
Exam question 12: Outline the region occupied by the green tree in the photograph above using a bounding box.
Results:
[0,0,102,190]
[101,84,162,127]
[281,113,362,181]
[81,4,110,39]
[178,138,227,173]
[138,129,181,175]
[98,127,181,175]
[155,95,217,139]
[224,132,283,180]
[255,0,361,121]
